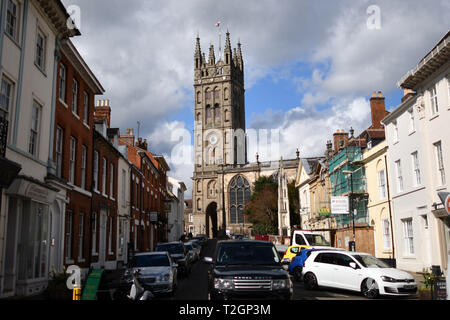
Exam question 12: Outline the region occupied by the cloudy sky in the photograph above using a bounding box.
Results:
[62,0,450,197]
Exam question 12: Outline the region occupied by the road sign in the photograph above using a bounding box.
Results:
[438,192,450,215]
[331,196,349,215]
[446,195,450,215]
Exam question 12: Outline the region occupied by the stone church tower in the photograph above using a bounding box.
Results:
[192,31,247,237]
[191,32,300,239]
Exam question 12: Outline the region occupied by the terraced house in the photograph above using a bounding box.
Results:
[0,0,79,297]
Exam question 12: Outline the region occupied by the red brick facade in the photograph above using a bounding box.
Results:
[53,44,103,268]
[91,130,120,267]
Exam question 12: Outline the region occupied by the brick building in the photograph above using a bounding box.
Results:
[119,130,170,252]
[48,40,104,272]
[91,100,122,270]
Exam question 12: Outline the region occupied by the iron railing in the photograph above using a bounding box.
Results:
[0,117,8,158]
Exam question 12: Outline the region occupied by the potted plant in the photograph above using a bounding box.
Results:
[418,268,436,300]
[43,268,73,300]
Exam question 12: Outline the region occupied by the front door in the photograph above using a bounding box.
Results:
[99,211,107,268]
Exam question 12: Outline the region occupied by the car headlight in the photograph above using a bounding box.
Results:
[272,279,290,290]
[214,278,234,290]
[158,274,170,282]
[381,276,397,283]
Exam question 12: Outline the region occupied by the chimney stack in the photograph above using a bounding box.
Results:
[94,99,111,128]
[120,128,135,146]
[333,130,349,153]
[369,91,386,129]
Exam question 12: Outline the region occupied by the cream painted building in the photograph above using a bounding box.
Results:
[383,31,450,282]
[117,143,131,266]
[363,140,396,262]
[295,156,337,244]
[0,0,79,297]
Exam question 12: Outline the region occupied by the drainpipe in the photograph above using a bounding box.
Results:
[384,155,395,262]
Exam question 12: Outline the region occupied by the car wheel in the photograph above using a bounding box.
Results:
[304,272,318,290]
[293,267,303,282]
[362,278,379,299]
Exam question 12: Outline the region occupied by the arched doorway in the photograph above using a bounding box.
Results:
[206,202,218,238]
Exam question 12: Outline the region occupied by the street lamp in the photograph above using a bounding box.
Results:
[343,170,356,252]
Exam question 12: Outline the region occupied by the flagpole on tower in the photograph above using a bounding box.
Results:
[216,20,221,61]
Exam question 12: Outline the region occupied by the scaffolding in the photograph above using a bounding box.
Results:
[328,146,369,227]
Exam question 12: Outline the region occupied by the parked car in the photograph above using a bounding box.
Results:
[204,240,293,300]
[291,230,332,248]
[194,234,208,246]
[281,245,310,264]
[155,242,191,277]
[302,250,418,298]
[122,252,178,296]
[184,241,200,262]
[289,248,346,281]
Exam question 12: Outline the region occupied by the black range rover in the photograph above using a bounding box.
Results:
[204,240,293,300]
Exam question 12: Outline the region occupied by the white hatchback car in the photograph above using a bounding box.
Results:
[302,250,417,298]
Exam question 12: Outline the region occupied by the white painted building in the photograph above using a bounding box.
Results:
[117,138,131,267]
[167,177,186,242]
[0,0,79,297]
[383,31,450,283]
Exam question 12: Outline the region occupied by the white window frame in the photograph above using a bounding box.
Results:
[393,121,399,143]
[92,212,98,255]
[66,210,73,260]
[395,160,404,193]
[55,126,63,178]
[411,151,421,187]
[382,219,392,250]
[69,137,76,184]
[408,109,415,134]
[72,78,78,116]
[0,77,14,123]
[378,169,387,200]
[83,91,89,124]
[93,151,99,192]
[81,145,87,189]
[434,141,446,186]
[35,27,46,71]
[402,218,414,256]
[5,0,19,41]
[108,216,114,255]
[121,169,126,204]
[28,101,41,156]
[110,162,115,200]
[430,85,439,115]
[102,157,107,196]
[78,213,84,261]
[59,63,66,102]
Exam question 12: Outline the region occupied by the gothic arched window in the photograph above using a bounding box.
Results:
[229,175,251,224]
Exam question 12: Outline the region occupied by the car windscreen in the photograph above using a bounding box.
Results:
[215,243,280,266]
[353,255,389,268]
[305,234,330,246]
[156,244,184,255]
[131,255,170,268]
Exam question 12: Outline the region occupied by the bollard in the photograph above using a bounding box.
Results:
[73,286,82,300]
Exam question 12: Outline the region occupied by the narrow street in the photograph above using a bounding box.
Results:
[163,240,417,301]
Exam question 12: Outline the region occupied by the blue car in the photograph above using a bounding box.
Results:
[289,248,346,282]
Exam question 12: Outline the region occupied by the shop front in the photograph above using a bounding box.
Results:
[1,177,58,297]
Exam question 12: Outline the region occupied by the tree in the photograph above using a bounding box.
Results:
[288,181,300,227]
[244,176,278,234]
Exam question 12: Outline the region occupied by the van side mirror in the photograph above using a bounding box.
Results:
[349,262,358,269]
